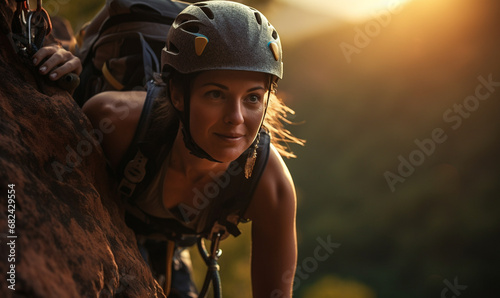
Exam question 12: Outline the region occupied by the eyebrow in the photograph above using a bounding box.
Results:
[201,83,266,92]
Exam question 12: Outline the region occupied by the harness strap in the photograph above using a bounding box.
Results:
[124,203,200,240]
[164,240,176,295]
[124,201,150,224]
[118,79,164,198]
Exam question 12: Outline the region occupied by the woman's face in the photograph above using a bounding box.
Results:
[187,70,268,163]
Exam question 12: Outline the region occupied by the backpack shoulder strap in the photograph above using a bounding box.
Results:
[235,130,271,218]
[205,130,271,237]
[117,79,173,200]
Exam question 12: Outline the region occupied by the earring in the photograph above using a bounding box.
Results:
[245,134,260,179]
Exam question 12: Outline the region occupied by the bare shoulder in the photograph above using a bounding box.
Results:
[245,143,296,222]
[82,91,147,168]
[82,91,146,124]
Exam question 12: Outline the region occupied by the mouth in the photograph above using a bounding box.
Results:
[214,133,245,142]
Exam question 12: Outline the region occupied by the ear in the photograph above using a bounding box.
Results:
[169,80,184,111]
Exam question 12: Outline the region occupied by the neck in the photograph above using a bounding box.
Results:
[169,126,230,182]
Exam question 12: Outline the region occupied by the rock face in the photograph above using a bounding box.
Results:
[0,2,164,297]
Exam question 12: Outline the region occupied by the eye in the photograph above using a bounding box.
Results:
[206,90,223,100]
[246,93,262,104]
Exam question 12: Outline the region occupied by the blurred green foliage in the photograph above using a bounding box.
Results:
[280,0,500,297]
[48,0,500,297]
[302,275,376,298]
[33,0,103,31]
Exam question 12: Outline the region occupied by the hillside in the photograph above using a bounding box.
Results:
[280,0,500,297]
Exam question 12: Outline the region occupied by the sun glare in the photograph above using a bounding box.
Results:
[281,0,414,21]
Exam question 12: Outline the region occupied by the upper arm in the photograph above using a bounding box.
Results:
[245,144,297,298]
[82,91,146,169]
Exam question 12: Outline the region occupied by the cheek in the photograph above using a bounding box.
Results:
[188,102,217,134]
[247,108,265,130]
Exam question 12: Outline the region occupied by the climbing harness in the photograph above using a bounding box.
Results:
[8,0,79,92]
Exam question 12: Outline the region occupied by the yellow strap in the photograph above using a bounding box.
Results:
[164,240,176,296]
[101,62,124,90]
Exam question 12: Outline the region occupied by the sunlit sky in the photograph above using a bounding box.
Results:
[267,0,414,42]
[279,0,414,21]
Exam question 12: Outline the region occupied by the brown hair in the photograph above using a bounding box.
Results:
[263,90,305,159]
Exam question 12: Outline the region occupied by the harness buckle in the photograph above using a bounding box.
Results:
[123,150,148,183]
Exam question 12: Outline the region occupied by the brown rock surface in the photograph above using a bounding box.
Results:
[0,1,164,297]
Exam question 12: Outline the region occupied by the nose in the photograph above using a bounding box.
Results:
[224,98,244,125]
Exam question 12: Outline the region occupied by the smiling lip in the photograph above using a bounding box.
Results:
[215,133,245,141]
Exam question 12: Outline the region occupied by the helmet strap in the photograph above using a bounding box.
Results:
[180,122,222,163]
[179,77,223,163]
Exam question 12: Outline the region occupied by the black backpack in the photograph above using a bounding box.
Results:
[73,0,187,106]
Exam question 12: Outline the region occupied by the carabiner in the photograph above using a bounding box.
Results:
[15,0,30,14]
[197,232,223,298]
[210,232,223,262]
[12,0,30,37]
[12,0,52,54]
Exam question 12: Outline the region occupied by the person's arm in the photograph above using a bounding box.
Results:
[82,91,146,169]
[245,144,297,298]
[32,44,82,81]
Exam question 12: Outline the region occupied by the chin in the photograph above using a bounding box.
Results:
[207,147,247,163]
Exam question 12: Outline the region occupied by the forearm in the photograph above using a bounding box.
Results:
[251,256,296,298]
[250,222,297,297]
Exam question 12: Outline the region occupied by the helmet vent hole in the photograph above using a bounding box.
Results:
[254,12,262,25]
[175,16,192,26]
[168,42,179,54]
[272,30,278,40]
[181,24,200,34]
[200,7,214,19]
